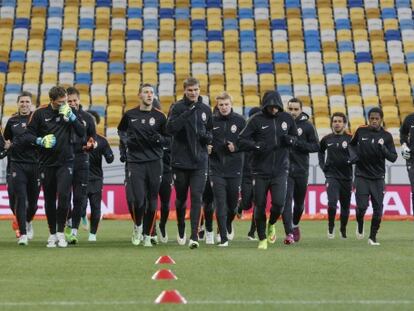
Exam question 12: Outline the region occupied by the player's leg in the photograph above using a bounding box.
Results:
[368,179,385,245]
[202,178,214,241]
[158,172,172,243]
[11,163,29,244]
[40,166,58,247]
[128,162,147,245]
[172,169,190,243]
[188,169,207,248]
[56,163,74,247]
[354,176,370,239]
[239,177,256,239]
[282,176,295,242]
[267,173,288,244]
[253,177,270,248]
[292,175,308,226]
[326,178,340,238]
[6,168,19,237]
[211,175,228,245]
[25,164,40,240]
[339,179,352,238]
[407,160,414,216]
[88,180,103,241]
[225,177,241,242]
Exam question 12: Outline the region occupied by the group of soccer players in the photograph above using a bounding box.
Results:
[2,76,409,249]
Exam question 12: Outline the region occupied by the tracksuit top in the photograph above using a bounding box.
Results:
[400,112,414,153]
[3,113,38,164]
[20,104,85,167]
[166,96,213,170]
[117,106,167,163]
[209,110,246,178]
[289,112,320,177]
[350,126,397,179]
[73,105,96,157]
[88,134,114,182]
[318,133,353,180]
[238,99,297,178]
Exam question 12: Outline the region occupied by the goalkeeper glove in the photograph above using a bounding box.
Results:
[36,134,56,148]
[59,103,76,122]
[402,143,411,160]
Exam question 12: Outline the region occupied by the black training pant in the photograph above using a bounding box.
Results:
[202,177,214,232]
[254,173,288,241]
[326,177,352,233]
[158,172,173,229]
[85,179,103,235]
[406,159,414,216]
[10,162,40,235]
[210,176,241,243]
[282,175,308,235]
[69,155,89,230]
[239,176,256,235]
[173,168,207,241]
[40,163,74,234]
[128,160,162,236]
[355,176,385,240]
[6,171,15,215]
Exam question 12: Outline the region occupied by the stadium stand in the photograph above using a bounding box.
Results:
[0,0,413,143]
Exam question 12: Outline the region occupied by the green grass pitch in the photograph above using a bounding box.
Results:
[0,219,413,311]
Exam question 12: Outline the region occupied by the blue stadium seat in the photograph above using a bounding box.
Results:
[271,19,287,30]
[109,63,124,73]
[192,20,207,29]
[208,31,222,41]
[400,20,414,30]
[59,62,74,73]
[208,52,223,62]
[306,42,321,52]
[127,30,142,40]
[224,19,238,30]
[406,53,414,64]
[277,85,293,95]
[240,41,256,52]
[192,29,207,41]
[97,0,111,7]
[79,18,95,29]
[142,52,157,63]
[302,8,316,19]
[143,19,158,29]
[160,8,174,18]
[32,0,47,7]
[10,51,26,63]
[385,30,401,41]
[5,84,21,93]
[93,52,108,62]
[343,74,359,85]
[338,41,353,52]
[258,63,273,74]
[273,53,289,64]
[128,8,142,18]
[48,7,63,17]
[396,0,410,7]
[191,0,206,8]
[207,0,221,7]
[14,18,30,29]
[348,0,363,8]
[285,0,300,8]
[336,19,351,30]
[159,63,174,73]
[324,63,340,74]
[175,8,189,19]
[254,0,269,8]
[382,8,397,19]
[144,0,158,7]
[374,63,390,74]
[76,73,91,84]
[78,41,93,51]
[239,9,253,19]
[240,30,255,41]
[356,52,372,63]
[0,62,8,73]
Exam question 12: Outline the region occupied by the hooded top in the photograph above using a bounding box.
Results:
[288,112,320,177]
[238,91,297,177]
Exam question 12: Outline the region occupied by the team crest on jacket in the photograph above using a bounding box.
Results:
[297,128,303,136]
[378,138,384,145]
[201,112,207,122]
[342,141,348,148]
[231,124,237,133]
[83,120,87,127]
[149,117,155,126]
[281,121,287,130]
[22,123,26,127]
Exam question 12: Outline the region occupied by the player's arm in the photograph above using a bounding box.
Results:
[348,128,360,164]
[165,104,195,135]
[71,108,86,138]
[295,123,320,153]
[16,109,41,146]
[318,137,327,170]
[117,113,128,162]
[0,128,7,159]
[237,116,262,151]
[399,115,410,146]
[102,138,114,164]
[380,133,398,163]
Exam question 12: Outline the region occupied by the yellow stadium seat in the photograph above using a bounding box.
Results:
[128,19,142,30]
[347,95,362,107]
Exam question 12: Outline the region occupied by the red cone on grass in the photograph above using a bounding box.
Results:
[155,255,176,264]
[152,269,177,280]
[154,290,187,304]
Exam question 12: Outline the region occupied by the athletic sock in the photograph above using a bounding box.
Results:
[327,206,336,234]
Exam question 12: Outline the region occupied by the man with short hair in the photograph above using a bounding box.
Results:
[118,83,167,247]
[65,86,96,244]
[281,98,319,244]
[318,112,353,239]
[18,86,85,247]
[3,91,40,245]
[166,77,212,249]
[84,111,114,241]
[350,107,397,245]
[238,90,297,250]
[208,92,246,247]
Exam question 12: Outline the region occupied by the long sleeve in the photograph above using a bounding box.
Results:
[237,117,259,152]
[318,137,326,170]
[295,123,320,153]
[166,104,194,135]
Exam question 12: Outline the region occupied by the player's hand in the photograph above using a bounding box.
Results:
[227,141,236,153]
[4,140,11,150]
[120,154,127,163]
[254,141,267,152]
[36,134,56,148]
[59,103,76,122]
[83,137,96,151]
[207,145,213,155]
[149,133,162,145]
[401,143,411,160]
[282,135,297,146]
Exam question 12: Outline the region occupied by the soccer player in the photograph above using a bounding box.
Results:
[65,87,96,244]
[117,83,167,247]
[399,112,414,215]
[236,107,261,240]
[318,112,353,239]
[238,90,297,250]
[83,111,114,241]
[166,77,212,249]
[350,107,397,245]
[17,86,85,247]
[3,91,40,245]
[282,98,319,244]
[208,92,246,247]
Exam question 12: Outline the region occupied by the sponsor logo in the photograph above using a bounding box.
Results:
[131,118,138,122]
[361,137,368,141]
[213,126,220,130]
[45,117,52,122]
[261,125,269,129]
[12,124,19,127]
[327,143,334,147]
[149,117,155,126]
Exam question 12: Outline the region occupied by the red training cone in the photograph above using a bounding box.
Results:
[152,269,177,280]
[154,290,187,304]
[155,255,176,264]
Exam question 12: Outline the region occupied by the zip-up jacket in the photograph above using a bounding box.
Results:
[17,104,85,167]
[166,95,212,170]
[289,112,319,177]
[89,134,114,181]
[238,91,297,178]
[400,112,414,153]
[318,133,353,180]
[117,106,167,163]
[3,113,38,164]
[209,109,246,178]
[350,125,397,179]
[74,105,96,155]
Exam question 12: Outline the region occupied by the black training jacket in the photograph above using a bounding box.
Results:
[117,106,167,163]
[209,109,246,178]
[289,112,319,177]
[400,112,414,153]
[3,113,38,164]
[318,133,353,180]
[88,134,114,181]
[166,96,212,170]
[350,126,397,179]
[238,95,297,178]
[74,105,96,155]
[17,104,85,167]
